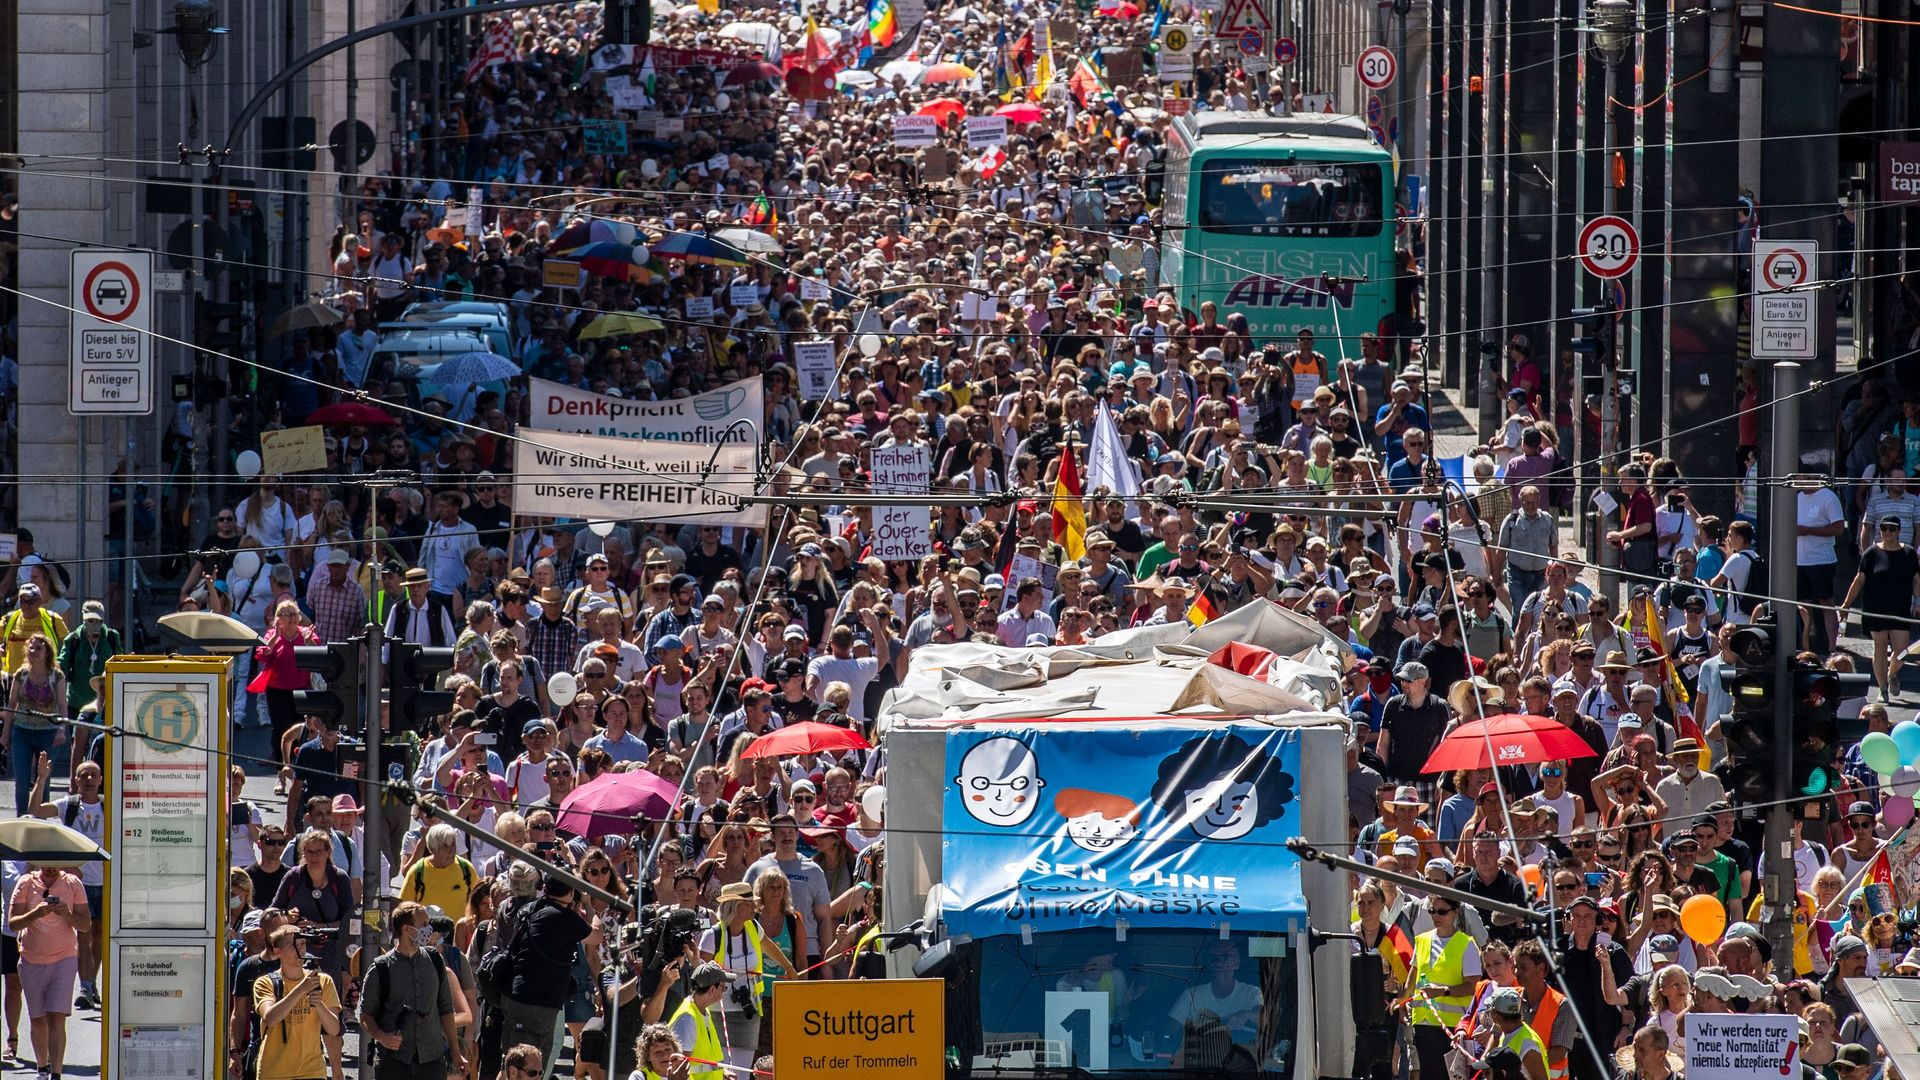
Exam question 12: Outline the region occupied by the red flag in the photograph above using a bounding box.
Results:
[464,20,517,84]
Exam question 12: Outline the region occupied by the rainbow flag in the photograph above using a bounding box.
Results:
[869,0,897,48]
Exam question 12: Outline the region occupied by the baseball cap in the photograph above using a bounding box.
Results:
[327,549,352,565]
[1647,933,1681,964]
[1397,661,1430,681]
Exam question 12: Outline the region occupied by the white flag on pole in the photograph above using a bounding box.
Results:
[1088,402,1142,521]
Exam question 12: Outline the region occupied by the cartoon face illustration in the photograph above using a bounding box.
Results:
[1054,788,1142,852]
[956,736,1045,827]
[1183,776,1258,840]
[1148,732,1297,841]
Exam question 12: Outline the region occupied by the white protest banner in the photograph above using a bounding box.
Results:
[527,375,762,444]
[792,340,839,399]
[1685,1015,1799,1080]
[514,427,766,528]
[465,187,485,236]
[729,282,760,307]
[869,445,931,561]
[965,116,1009,149]
[685,295,715,319]
[893,115,940,147]
[800,278,831,302]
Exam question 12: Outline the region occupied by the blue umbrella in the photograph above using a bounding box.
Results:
[424,351,522,386]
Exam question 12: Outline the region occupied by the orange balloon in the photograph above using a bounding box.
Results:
[1680,894,1728,945]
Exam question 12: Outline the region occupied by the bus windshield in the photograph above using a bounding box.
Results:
[1197,159,1384,238]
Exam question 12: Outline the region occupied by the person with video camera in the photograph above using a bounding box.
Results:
[499,874,591,1080]
[360,901,464,1080]
[251,924,343,1080]
[696,882,795,1070]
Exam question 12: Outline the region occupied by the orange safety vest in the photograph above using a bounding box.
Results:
[1527,985,1569,1080]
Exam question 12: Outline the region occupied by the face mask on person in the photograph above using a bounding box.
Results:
[415,924,435,948]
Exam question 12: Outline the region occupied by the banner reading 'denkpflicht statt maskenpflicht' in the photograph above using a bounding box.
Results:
[513,427,766,528]
[527,375,761,444]
[940,725,1304,937]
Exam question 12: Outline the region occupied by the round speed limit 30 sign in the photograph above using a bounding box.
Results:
[1577,215,1639,279]
[1357,46,1396,90]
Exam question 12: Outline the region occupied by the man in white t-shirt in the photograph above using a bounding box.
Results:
[1796,478,1847,648]
[1167,941,1264,1045]
[805,614,892,724]
[419,491,480,601]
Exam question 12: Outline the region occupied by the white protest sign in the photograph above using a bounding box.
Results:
[729,282,760,307]
[801,278,831,302]
[965,116,1009,149]
[869,445,931,561]
[466,187,485,236]
[1685,1015,1799,1080]
[1002,552,1059,611]
[513,427,766,527]
[792,340,839,399]
[893,115,940,147]
[685,295,715,319]
[527,375,762,443]
[960,293,999,322]
[1159,53,1194,82]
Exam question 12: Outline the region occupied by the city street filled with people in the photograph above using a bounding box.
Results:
[3,1,1920,1080]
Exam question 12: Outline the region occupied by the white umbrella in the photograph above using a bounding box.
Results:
[714,227,785,255]
[813,25,844,47]
[651,0,677,14]
[836,69,879,88]
[879,58,926,84]
[719,20,781,51]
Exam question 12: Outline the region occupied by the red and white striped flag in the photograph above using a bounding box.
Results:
[464,19,517,84]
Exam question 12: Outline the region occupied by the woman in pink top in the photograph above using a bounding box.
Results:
[8,863,87,1079]
[253,600,321,794]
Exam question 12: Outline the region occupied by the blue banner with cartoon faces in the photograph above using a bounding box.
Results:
[940,726,1305,937]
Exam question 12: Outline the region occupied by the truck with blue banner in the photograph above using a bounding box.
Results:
[878,599,1358,1079]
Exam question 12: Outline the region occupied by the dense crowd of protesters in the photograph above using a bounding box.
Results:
[3,0,1920,1078]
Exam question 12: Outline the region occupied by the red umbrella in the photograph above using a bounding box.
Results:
[725,60,784,85]
[995,102,1046,123]
[916,97,967,125]
[556,770,683,839]
[1421,713,1603,773]
[739,721,873,760]
[304,402,399,427]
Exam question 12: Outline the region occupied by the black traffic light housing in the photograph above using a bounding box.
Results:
[1789,667,1874,799]
[604,0,650,46]
[291,642,362,732]
[1569,299,1617,371]
[1720,625,1776,802]
[390,642,456,732]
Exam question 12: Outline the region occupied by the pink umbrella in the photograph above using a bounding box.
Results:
[556,770,683,839]
[995,102,1046,123]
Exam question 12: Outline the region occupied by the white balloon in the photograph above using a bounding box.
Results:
[857,333,883,358]
[235,449,262,478]
[549,671,579,708]
[714,91,733,111]
[860,785,887,822]
[1892,765,1920,799]
[786,14,804,29]
[588,518,616,538]
[231,549,261,580]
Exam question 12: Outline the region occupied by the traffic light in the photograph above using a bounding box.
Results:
[1789,666,1873,798]
[291,642,363,731]
[604,0,650,46]
[1720,625,1776,802]
[390,642,456,732]
[1569,299,1617,367]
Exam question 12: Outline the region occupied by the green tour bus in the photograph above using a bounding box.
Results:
[1159,112,1398,359]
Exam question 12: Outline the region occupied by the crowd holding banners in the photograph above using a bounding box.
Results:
[10,0,1920,1074]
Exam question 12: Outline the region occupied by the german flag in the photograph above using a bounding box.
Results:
[1051,444,1086,560]
[1382,921,1415,988]
[1186,573,1226,627]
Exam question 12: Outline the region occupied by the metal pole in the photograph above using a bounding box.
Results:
[410,794,630,912]
[124,426,137,638]
[345,0,358,202]
[360,618,382,1080]
[1763,360,1802,971]
[1596,53,1621,610]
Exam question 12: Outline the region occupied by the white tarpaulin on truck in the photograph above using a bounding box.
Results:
[879,598,1354,728]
